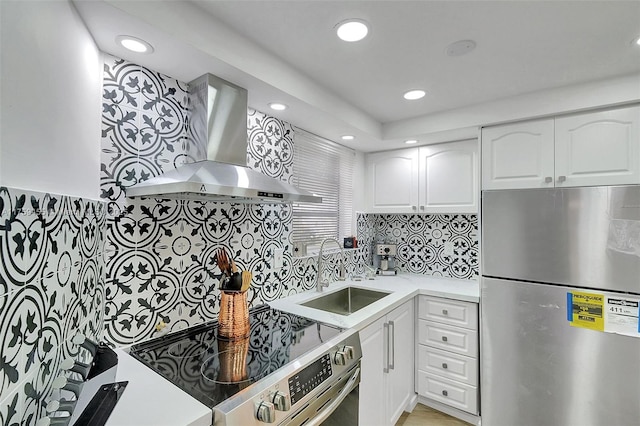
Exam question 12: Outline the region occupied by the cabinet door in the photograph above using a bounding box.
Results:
[418,140,478,213]
[366,149,419,213]
[482,119,555,189]
[555,106,640,187]
[417,345,478,386]
[417,320,478,357]
[359,316,387,426]
[418,296,478,330]
[417,371,478,414]
[385,301,415,425]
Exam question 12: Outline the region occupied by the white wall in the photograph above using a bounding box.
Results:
[0,0,102,199]
[352,150,367,229]
[384,73,640,142]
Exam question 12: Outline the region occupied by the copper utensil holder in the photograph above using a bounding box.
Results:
[218,290,250,340]
[216,337,250,383]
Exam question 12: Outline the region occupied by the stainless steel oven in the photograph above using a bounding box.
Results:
[213,329,361,425]
[129,305,362,425]
[297,364,360,426]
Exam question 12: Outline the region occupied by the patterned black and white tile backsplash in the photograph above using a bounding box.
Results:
[99,54,476,343]
[98,54,478,347]
[368,213,478,279]
[0,32,490,424]
[101,56,190,211]
[100,55,346,347]
[0,187,105,425]
[1,54,479,424]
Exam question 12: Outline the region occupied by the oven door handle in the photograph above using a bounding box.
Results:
[306,366,361,426]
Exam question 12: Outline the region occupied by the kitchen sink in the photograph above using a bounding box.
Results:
[301,287,391,316]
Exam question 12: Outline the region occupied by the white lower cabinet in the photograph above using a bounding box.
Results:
[417,345,477,385]
[359,300,415,426]
[417,320,478,357]
[359,316,386,425]
[417,371,478,414]
[416,296,479,418]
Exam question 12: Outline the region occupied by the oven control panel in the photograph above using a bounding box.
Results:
[217,331,361,425]
[288,353,333,405]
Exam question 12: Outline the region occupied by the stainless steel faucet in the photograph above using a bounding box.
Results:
[316,237,346,292]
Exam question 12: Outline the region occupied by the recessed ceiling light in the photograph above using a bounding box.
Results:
[633,36,640,46]
[404,140,418,145]
[269,102,288,111]
[446,40,477,57]
[403,90,426,100]
[336,19,369,42]
[341,135,355,141]
[116,35,154,53]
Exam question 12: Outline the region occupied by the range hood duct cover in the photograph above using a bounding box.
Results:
[125,74,321,204]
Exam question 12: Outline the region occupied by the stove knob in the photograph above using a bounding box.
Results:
[342,345,355,360]
[333,350,347,365]
[255,400,276,423]
[271,391,291,411]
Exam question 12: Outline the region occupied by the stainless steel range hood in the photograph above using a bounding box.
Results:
[126,74,321,204]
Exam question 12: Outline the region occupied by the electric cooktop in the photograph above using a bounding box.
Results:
[129,305,342,409]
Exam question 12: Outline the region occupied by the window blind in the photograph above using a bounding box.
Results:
[292,128,355,252]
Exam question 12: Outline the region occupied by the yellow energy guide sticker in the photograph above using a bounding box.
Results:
[568,291,604,331]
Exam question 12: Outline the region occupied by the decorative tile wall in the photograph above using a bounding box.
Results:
[100,55,350,347]
[0,187,105,425]
[100,55,191,208]
[368,214,478,279]
[0,54,478,426]
[99,55,475,351]
[356,213,377,263]
[292,247,370,288]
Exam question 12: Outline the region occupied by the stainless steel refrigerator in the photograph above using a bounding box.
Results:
[481,186,640,426]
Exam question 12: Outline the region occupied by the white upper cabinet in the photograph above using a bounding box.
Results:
[555,106,640,187]
[481,119,555,189]
[482,105,640,190]
[366,148,420,213]
[418,140,478,213]
[366,140,478,214]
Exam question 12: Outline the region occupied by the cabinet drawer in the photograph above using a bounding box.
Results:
[418,320,478,357]
[417,370,478,414]
[417,345,478,386]
[418,296,478,330]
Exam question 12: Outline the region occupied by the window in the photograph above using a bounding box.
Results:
[292,128,355,253]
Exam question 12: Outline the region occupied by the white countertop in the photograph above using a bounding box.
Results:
[105,274,478,425]
[107,349,212,426]
[269,274,479,330]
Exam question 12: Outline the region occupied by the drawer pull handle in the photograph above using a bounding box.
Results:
[441,336,448,342]
[442,309,448,315]
[442,390,448,397]
[442,363,448,369]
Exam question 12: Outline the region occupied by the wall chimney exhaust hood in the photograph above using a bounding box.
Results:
[126,74,321,204]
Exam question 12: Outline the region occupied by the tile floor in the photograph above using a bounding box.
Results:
[395,404,471,426]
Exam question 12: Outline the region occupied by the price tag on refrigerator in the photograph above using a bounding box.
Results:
[605,296,640,337]
[567,291,605,331]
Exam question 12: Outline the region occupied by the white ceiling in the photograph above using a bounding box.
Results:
[74,0,640,152]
